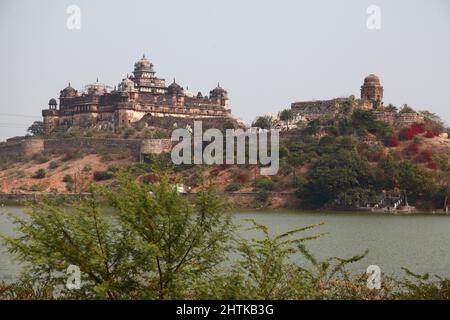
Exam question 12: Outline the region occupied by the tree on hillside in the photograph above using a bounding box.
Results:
[252,115,276,130]
[394,161,436,201]
[301,149,377,208]
[384,104,398,113]
[420,111,445,135]
[279,109,294,130]
[27,121,44,136]
[339,99,353,116]
[351,109,392,139]
[399,104,415,114]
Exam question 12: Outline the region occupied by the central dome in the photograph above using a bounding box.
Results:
[134,54,153,72]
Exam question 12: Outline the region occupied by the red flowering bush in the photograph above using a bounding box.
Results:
[410,143,420,155]
[236,171,250,184]
[426,162,438,170]
[425,130,439,138]
[388,135,399,147]
[420,149,433,162]
[400,123,425,140]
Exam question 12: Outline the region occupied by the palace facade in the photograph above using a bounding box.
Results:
[42,55,231,133]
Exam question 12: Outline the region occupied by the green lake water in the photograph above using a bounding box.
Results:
[1,207,449,281]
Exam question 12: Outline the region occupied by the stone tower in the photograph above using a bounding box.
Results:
[360,74,383,103]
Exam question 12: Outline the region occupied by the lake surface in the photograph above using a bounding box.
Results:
[1,207,450,281]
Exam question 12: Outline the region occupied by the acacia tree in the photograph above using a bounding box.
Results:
[2,172,233,299]
[105,173,233,299]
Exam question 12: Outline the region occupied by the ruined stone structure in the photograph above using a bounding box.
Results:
[373,111,424,127]
[291,98,372,121]
[290,74,424,127]
[360,74,383,103]
[42,55,231,133]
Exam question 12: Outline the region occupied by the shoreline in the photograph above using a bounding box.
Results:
[1,192,448,216]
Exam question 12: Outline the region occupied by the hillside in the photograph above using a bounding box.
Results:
[1,108,450,211]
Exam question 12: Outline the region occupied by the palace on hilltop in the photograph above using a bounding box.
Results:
[42,55,231,133]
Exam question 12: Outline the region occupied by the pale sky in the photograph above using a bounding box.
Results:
[0,0,449,141]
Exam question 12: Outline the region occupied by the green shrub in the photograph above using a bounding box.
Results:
[254,178,274,191]
[66,183,73,192]
[62,150,84,162]
[122,128,136,139]
[32,169,46,179]
[48,161,60,170]
[225,182,241,192]
[29,184,45,192]
[256,190,269,203]
[142,128,169,139]
[93,170,115,181]
[101,152,112,161]
[62,175,73,183]
[34,154,49,164]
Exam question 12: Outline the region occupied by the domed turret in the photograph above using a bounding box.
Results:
[60,83,78,98]
[168,79,184,95]
[361,74,383,103]
[48,98,57,110]
[85,78,108,95]
[209,83,229,108]
[118,77,136,92]
[209,83,228,99]
[363,74,381,85]
[134,54,154,72]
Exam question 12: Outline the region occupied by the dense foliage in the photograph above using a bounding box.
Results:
[275,108,450,210]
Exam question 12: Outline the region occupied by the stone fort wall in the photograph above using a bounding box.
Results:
[140,115,238,130]
[374,111,425,127]
[291,98,372,121]
[0,137,172,160]
[0,139,44,158]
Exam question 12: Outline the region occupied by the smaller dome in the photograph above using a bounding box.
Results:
[210,83,228,98]
[85,79,107,95]
[168,79,184,95]
[364,74,380,84]
[118,77,136,92]
[48,98,57,106]
[60,83,78,98]
[197,91,203,98]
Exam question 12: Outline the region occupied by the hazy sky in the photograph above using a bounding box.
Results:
[0,0,449,141]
